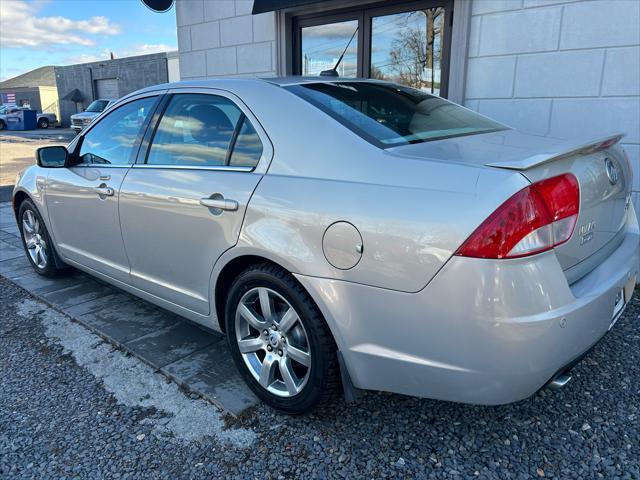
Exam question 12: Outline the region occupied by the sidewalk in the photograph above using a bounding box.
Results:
[0,202,257,416]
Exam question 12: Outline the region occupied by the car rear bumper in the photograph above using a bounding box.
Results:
[295,206,639,405]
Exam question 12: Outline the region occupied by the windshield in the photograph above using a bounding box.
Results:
[285,82,506,148]
[85,100,110,113]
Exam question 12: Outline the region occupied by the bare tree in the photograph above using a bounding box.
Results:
[385,8,444,92]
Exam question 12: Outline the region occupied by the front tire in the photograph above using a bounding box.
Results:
[0,120,5,130]
[18,199,65,277]
[225,263,340,414]
[38,118,49,129]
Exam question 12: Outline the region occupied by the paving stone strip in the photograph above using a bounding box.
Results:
[0,202,258,416]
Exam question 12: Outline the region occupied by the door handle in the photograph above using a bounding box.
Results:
[94,186,115,197]
[199,197,238,211]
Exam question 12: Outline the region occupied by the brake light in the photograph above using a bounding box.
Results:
[455,174,580,259]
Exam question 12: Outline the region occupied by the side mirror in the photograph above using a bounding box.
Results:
[36,146,68,168]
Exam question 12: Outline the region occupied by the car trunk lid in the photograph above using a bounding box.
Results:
[387,130,633,282]
[489,133,632,282]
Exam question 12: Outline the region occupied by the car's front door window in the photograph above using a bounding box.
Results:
[77,97,156,166]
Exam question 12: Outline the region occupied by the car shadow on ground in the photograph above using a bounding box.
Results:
[239,293,638,476]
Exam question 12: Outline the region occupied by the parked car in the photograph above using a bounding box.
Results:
[70,99,115,133]
[12,78,638,414]
[0,104,57,129]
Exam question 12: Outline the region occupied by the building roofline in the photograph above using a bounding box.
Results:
[54,51,179,70]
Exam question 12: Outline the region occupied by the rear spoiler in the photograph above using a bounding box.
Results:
[486,133,625,170]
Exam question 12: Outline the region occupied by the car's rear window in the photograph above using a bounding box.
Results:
[285,81,506,148]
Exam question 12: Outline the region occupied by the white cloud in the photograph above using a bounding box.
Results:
[0,0,120,49]
[62,51,110,65]
[62,44,176,66]
[303,22,358,39]
[118,43,176,57]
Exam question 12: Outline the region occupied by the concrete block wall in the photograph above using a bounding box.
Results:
[55,53,173,126]
[464,0,640,213]
[176,0,277,80]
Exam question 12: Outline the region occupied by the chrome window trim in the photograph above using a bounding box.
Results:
[131,164,254,173]
[70,164,132,169]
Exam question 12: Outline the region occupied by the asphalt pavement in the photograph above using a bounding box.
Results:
[0,129,76,201]
[0,128,76,142]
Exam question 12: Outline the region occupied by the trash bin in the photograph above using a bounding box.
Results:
[6,110,37,131]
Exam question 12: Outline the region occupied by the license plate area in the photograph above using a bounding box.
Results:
[610,275,637,330]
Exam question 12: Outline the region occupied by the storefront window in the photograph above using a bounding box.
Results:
[293,1,452,96]
[370,8,445,94]
[301,20,359,77]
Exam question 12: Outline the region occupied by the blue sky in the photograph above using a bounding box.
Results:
[0,0,177,81]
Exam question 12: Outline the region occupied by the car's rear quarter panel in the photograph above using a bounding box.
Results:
[234,82,531,292]
[242,166,528,293]
[296,206,638,404]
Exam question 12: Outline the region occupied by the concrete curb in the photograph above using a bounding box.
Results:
[0,202,258,416]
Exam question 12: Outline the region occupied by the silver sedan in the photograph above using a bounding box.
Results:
[12,78,638,414]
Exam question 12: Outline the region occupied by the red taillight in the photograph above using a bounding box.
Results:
[455,174,580,259]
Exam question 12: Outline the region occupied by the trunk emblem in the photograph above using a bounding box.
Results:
[604,157,619,185]
[578,221,596,245]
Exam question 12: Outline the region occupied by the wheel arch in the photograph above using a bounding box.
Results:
[12,189,31,221]
[211,248,348,352]
[214,254,289,332]
[13,188,66,270]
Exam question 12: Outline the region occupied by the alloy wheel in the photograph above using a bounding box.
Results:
[22,209,48,269]
[235,287,311,397]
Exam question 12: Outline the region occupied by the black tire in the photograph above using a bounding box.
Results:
[225,263,340,414]
[18,199,66,277]
[38,118,49,129]
[0,120,5,130]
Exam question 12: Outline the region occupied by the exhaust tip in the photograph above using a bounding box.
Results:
[549,373,572,390]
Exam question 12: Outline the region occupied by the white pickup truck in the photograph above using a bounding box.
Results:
[0,105,57,129]
[70,99,116,133]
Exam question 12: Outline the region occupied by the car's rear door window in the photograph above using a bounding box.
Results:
[285,81,505,148]
[146,93,263,168]
[229,117,263,167]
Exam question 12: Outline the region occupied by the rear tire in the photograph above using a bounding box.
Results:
[18,199,66,277]
[38,118,49,129]
[0,120,5,130]
[225,263,340,414]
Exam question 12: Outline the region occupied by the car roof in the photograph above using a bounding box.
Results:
[133,76,387,93]
[260,76,385,86]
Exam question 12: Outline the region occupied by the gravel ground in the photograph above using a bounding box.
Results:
[1,276,639,479]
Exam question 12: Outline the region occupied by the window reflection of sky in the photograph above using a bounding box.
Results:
[372,13,442,69]
[300,8,444,92]
[79,98,154,165]
[302,20,358,77]
[146,95,263,168]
